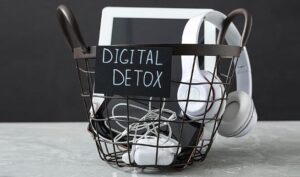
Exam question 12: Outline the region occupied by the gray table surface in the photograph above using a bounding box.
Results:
[0,122,299,177]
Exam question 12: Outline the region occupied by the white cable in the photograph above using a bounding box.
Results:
[96,98,177,145]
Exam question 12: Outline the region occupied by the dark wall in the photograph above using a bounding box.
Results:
[1,0,299,122]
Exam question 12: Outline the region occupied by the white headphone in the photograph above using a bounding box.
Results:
[179,9,257,138]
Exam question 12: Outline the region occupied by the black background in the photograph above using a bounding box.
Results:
[1,0,299,122]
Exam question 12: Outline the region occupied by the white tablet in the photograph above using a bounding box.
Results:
[92,7,219,111]
[98,7,217,71]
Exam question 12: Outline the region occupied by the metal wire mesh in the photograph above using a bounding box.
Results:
[72,47,238,168]
[56,4,251,170]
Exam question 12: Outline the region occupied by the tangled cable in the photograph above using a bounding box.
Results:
[91,98,177,145]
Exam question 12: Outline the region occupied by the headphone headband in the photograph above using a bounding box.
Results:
[218,8,253,47]
[182,10,253,96]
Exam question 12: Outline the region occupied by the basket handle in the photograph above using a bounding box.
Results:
[56,6,243,59]
[218,8,253,47]
[57,5,89,53]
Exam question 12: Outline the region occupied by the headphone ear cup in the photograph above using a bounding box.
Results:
[178,71,227,121]
[177,79,210,118]
[218,91,257,137]
[234,106,257,137]
[201,71,227,120]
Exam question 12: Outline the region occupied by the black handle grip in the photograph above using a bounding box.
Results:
[57,5,88,53]
[218,8,253,47]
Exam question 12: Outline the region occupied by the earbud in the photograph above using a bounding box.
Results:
[218,91,257,137]
[122,135,180,166]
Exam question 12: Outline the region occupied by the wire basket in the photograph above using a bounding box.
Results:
[57,5,250,169]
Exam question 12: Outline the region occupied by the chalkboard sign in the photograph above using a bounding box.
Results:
[94,46,172,97]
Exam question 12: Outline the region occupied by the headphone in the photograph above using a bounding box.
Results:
[179,9,257,138]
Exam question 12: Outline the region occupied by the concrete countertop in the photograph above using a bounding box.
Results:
[0,122,299,177]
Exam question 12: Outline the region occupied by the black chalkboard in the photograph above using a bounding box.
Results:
[95,46,172,97]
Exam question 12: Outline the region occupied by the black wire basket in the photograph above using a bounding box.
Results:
[57,5,251,169]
